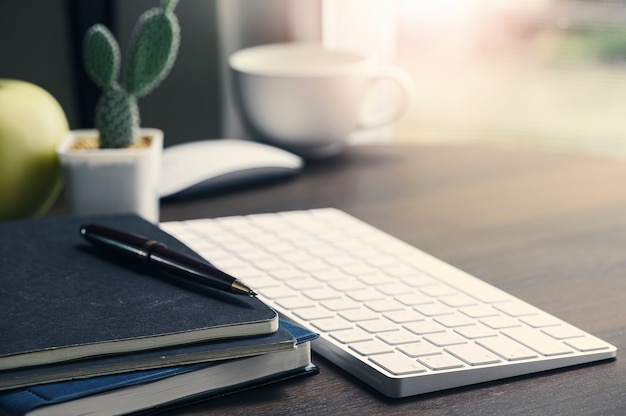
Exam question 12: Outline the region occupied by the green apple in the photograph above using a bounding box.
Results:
[0,79,69,220]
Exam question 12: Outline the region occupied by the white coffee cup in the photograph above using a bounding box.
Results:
[229,42,413,158]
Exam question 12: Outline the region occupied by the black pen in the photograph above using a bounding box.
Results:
[80,223,257,296]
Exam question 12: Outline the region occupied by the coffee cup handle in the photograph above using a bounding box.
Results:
[358,66,414,130]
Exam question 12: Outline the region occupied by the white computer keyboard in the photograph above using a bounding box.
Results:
[161,208,617,398]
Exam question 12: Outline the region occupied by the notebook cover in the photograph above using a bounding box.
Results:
[0,214,278,371]
[0,321,318,416]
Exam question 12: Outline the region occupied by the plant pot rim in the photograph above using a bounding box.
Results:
[57,127,163,155]
[57,128,163,160]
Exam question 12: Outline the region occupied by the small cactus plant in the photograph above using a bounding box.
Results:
[83,0,180,148]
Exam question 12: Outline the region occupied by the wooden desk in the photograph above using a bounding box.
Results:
[55,144,626,415]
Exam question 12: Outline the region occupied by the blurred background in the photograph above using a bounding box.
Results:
[2,0,626,156]
[394,0,626,159]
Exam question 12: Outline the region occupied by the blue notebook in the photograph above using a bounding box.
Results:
[0,321,318,416]
[0,325,296,392]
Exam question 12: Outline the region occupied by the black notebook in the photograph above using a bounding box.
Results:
[0,214,278,371]
[0,321,319,416]
[0,326,295,391]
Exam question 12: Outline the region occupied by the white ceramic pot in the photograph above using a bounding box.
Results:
[56,128,163,223]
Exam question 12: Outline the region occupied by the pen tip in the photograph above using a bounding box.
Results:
[232,280,257,297]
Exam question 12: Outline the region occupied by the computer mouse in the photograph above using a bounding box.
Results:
[159,139,304,199]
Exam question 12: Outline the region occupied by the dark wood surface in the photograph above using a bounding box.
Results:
[51,143,626,415]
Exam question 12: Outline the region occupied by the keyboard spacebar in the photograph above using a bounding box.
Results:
[502,327,573,356]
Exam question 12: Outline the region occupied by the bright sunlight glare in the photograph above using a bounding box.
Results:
[399,0,474,25]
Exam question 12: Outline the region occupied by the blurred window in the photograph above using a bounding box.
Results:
[395,0,626,156]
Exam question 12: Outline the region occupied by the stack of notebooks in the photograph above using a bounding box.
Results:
[0,215,319,416]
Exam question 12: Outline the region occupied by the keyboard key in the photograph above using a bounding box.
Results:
[275,296,316,310]
[459,305,499,318]
[267,268,306,280]
[324,254,359,267]
[418,353,465,371]
[330,328,372,344]
[494,302,539,317]
[477,336,538,361]
[366,255,401,268]
[377,283,413,296]
[357,319,398,334]
[320,298,360,311]
[311,269,351,282]
[439,294,479,307]
[414,303,454,317]
[254,258,292,271]
[279,249,317,262]
[242,275,281,289]
[329,278,364,292]
[357,272,395,286]
[385,263,416,277]
[376,330,421,345]
[349,340,394,356]
[286,277,324,290]
[370,353,427,375]
[341,263,379,276]
[399,272,439,287]
[454,324,497,339]
[365,299,405,313]
[541,325,585,340]
[420,284,457,297]
[519,314,563,328]
[434,313,475,328]
[445,343,501,366]
[347,289,386,302]
[384,309,425,324]
[303,287,343,301]
[397,341,440,357]
[339,308,379,322]
[501,327,573,356]
[310,316,353,332]
[394,292,434,306]
[296,259,332,272]
[235,247,270,261]
[293,307,334,321]
[260,285,298,299]
[468,288,510,303]
[424,332,468,347]
[565,336,611,352]
[404,320,446,335]
[480,316,521,329]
